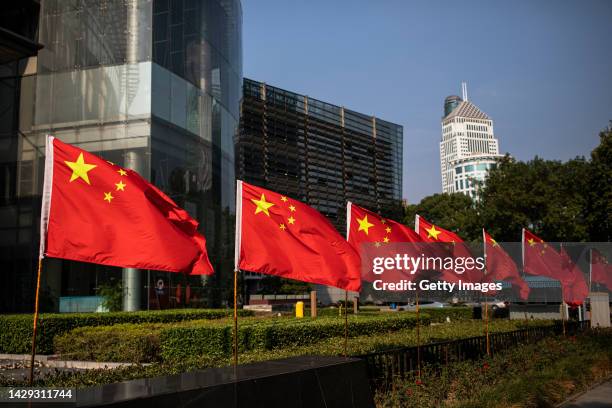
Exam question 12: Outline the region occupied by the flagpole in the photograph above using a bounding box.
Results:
[416,288,421,380]
[521,228,529,323]
[560,243,566,336]
[233,180,243,369]
[31,135,53,385]
[343,202,352,358]
[589,248,592,329]
[482,229,490,356]
[343,290,348,357]
[29,257,43,385]
[484,299,490,356]
[233,268,238,368]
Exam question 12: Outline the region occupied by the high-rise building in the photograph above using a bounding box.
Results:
[0,0,242,313]
[238,78,403,302]
[440,83,502,198]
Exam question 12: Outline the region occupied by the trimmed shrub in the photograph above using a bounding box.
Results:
[160,313,428,361]
[52,313,427,362]
[54,324,163,363]
[0,309,253,354]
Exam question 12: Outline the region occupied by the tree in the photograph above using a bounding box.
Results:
[586,123,612,241]
[478,155,591,242]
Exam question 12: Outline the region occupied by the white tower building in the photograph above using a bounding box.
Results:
[440,83,502,198]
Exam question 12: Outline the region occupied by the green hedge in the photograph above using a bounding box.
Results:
[54,323,163,363]
[53,313,427,362]
[160,314,428,361]
[0,309,253,355]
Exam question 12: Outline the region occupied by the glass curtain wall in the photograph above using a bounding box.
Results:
[3,0,242,312]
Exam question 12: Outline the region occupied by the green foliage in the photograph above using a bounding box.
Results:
[0,319,554,388]
[375,329,612,408]
[96,278,122,312]
[587,124,612,241]
[53,313,426,362]
[478,155,591,241]
[0,309,254,354]
[54,324,163,363]
[159,314,426,361]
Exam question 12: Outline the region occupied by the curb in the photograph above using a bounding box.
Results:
[0,354,149,369]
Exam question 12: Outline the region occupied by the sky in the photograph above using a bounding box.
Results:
[242,0,612,203]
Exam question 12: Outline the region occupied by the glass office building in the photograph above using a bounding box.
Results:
[0,0,242,312]
[239,78,403,230]
[238,79,403,302]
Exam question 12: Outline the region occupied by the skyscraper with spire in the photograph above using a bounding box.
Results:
[440,83,502,198]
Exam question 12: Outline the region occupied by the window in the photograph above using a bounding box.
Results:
[455,167,462,174]
[464,165,474,172]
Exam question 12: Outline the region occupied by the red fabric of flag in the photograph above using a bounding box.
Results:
[559,246,589,304]
[347,202,423,283]
[591,249,612,291]
[522,229,563,281]
[40,136,213,275]
[414,215,482,283]
[483,229,530,300]
[237,181,361,291]
[348,202,422,245]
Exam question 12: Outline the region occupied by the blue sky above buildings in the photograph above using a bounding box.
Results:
[243,0,612,203]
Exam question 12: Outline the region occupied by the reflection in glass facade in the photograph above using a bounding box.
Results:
[0,0,242,312]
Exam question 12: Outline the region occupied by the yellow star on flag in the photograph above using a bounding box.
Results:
[65,153,97,185]
[383,236,390,243]
[357,214,374,235]
[426,225,441,240]
[289,205,296,212]
[279,223,286,231]
[251,194,274,216]
[115,180,126,191]
[385,226,391,234]
[528,238,535,246]
[374,242,381,247]
[287,216,295,225]
[490,238,498,247]
[103,192,114,203]
[117,169,127,176]
[281,196,288,202]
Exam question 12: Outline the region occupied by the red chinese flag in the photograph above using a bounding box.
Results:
[40,136,213,275]
[414,214,481,283]
[483,229,530,300]
[591,249,612,291]
[348,202,422,246]
[236,181,361,291]
[559,246,588,304]
[522,229,563,281]
[347,202,423,283]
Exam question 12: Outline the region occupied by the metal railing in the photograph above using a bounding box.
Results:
[359,320,588,388]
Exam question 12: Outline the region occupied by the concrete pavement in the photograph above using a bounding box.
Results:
[559,380,612,408]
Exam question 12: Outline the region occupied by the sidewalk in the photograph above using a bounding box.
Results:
[559,380,612,407]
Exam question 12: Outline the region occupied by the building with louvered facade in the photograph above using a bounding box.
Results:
[238,78,403,303]
[238,78,403,232]
[440,84,503,198]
